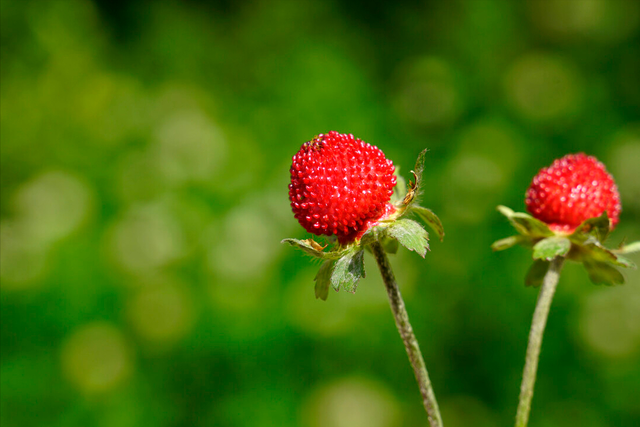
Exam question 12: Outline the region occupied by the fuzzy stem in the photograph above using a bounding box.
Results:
[370,241,443,427]
[515,256,565,427]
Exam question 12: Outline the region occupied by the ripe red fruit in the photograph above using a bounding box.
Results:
[289,131,397,244]
[525,153,621,233]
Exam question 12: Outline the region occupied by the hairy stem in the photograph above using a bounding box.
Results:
[370,241,443,427]
[515,256,565,427]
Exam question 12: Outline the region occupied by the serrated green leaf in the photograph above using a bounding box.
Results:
[525,259,550,287]
[330,249,365,293]
[411,206,444,242]
[390,167,407,205]
[533,236,571,261]
[492,235,527,251]
[614,241,640,254]
[496,206,553,238]
[314,260,335,300]
[584,260,624,286]
[571,212,610,243]
[386,219,430,257]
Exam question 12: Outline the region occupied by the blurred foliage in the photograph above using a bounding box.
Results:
[1,0,640,426]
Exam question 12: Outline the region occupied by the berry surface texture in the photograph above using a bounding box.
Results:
[289,131,397,244]
[525,153,621,233]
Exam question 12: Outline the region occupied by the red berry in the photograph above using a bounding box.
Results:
[289,131,397,244]
[525,153,621,233]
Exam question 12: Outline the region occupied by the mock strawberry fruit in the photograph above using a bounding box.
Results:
[525,153,621,233]
[289,131,397,244]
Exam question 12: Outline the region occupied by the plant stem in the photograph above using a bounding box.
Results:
[515,256,565,427]
[370,241,443,427]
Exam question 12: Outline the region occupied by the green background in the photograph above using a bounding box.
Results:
[1,0,640,426]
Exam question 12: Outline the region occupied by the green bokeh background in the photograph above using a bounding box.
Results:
[1,0,640,426]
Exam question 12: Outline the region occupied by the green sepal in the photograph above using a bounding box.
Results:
[492,235,527,251]
[411,205,444,242]
[533,236,571,261]
[281,238,349,260]
[584,260,625,286]
[613,241,640,255]
[582,244,619,264]
[614,255,637,269]
[412,148,427,191]
[525,259,550,287]
[569,212,611,244]
[577,244,636,269]
[385,218,429,258]
[314,260,335,301]
[399,149,429,211]
[493,206,636,287]
[330,249,365,294]
[496,206,554,238]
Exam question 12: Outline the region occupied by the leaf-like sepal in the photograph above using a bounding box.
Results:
[413,148,427,189]
[281,238,348,260]
[584,260,625,286]
[386,219,430,258]
[497,206,553,238]
[400,149,428,209]
[614,255,637,269]
[525,259,550,287]
[330,249,365,293]
[613,241,640,255]
[492,235,527,251]
[570,212,610,243]
[411,205,444,242]
[493,206,636,287]
[574,243,636,270]
[314,260,335,300]
[533,237,571,261]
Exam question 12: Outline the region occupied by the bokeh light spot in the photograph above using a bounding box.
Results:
[444,154,505,223]
[579,287,640,358]
[0,221,49,289]
[107,203,186,275]
[529,0,640,44]
[60,322,133,394]
[208,204,276,281]
[393,57,464,128]
[301,377,401,427]
[127,281,195,345]
[14,170,93,246]
[154,110,227,185]
[505,53,582,124]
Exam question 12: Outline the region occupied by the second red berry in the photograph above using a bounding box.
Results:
[525,153,621,233]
